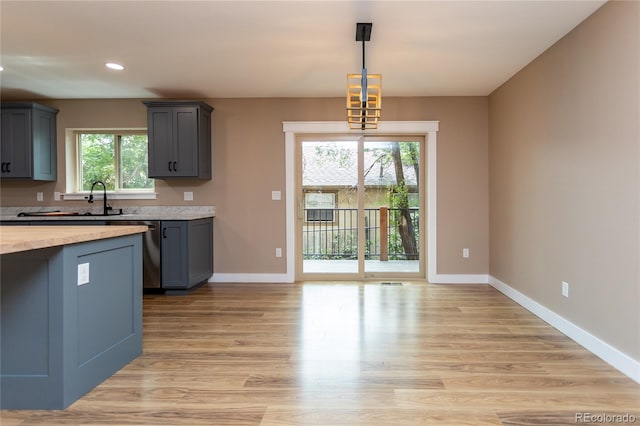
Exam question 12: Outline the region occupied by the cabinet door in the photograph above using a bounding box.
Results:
[173,107,199,177]
[32,107,57,181]
[161,221,188,288]
[0,109,32,178]
[187,218,213,286]
[147,107,175,178]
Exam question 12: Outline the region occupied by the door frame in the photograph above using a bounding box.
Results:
[283,121,440,282]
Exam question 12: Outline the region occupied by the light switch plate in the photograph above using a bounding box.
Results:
[272,191,281,201]
[36,192,44,202]
[78,263,90,286]
[184,191,194,201]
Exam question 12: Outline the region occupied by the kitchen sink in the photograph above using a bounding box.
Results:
[81,209,127,217]
[17,211,80,217]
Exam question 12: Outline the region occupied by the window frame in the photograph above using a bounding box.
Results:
[304,191,337,223]
[63,128,156,200]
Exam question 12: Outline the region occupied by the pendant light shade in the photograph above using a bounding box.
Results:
[347,23,381,130]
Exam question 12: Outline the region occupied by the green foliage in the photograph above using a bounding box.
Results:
[313,144,354,169]
[80,134,115,190]
[119,135,153,189]
[80,133,152,191]
[303,140,421,260]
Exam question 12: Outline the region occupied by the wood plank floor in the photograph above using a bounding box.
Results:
[2,282,639,425]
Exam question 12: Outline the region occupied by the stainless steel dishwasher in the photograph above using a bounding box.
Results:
[109,220,161,289]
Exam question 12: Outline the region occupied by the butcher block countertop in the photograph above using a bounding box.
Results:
[0,225,148,255]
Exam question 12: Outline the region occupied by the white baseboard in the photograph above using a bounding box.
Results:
[431,274,490,284]
[489,275,640,384]
[209,273,292,283]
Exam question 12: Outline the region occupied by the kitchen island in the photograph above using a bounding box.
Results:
[0,225,147,409]
[1,207,215,292]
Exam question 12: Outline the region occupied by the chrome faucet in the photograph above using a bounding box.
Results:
[87,180,112,216]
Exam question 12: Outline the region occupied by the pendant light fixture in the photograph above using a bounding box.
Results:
[347,22,381,130]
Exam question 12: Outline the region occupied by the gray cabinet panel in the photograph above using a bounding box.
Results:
[147,107,173,177]
[189,218,214,285]
[161,218,213,289]
[161,221,188,287]
[144,101,212,179]
[0,102,58,181]
[174,107,198,177]
[0,234,142,409]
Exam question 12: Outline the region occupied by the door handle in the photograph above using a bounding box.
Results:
[6,162,10,173]
[168,161,173,172]
[1,162,5,173]
[173,161,177,172]
[162,227,167,238]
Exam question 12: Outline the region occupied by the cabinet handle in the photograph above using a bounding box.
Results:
[168,161,173,172]
[173,161,177,172]
[162,227,167,238]
[1,162,5,173]
[6,162,10,173]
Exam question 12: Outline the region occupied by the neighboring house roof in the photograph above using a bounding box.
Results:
[302,143,418,187]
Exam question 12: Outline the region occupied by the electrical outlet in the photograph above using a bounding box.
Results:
[272,191,281,201]
[562,281,569,298]
[462,248,469,258]
[275,247,282,258]
[36,192,44,202]
[184,191,193,201]
[77,263,90,286]
[54,192,61,201]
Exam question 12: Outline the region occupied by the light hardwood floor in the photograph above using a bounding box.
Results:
[2,282,639,425]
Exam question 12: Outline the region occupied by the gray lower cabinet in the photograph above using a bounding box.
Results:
[161,218,213,289]
[0,102,58,181]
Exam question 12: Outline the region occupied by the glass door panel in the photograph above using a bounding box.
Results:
[301,140,359,275]
[363,140,421,275]
[298,138,423,279]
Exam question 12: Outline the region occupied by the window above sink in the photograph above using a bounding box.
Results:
[64,128,157,201]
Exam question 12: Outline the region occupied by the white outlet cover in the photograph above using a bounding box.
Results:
[36,192,44,202]
[54,192,61,201]
[562,281,569,298]
[184,191,194,201]
[272,191,281,201]
[78,263,90,286]
[275,247,282,257]
[462,248,469,258]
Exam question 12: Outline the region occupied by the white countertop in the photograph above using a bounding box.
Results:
[0,206,215,222]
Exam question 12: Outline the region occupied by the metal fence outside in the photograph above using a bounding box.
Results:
[303,208,419,260]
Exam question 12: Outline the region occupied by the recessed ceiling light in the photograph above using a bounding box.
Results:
[105,62,124,71]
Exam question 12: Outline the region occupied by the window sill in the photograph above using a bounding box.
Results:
[62,192,157,201]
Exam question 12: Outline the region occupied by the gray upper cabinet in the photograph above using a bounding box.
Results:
[143,101,213,179]
[0,102,59,181]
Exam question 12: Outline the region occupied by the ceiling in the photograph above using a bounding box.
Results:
[0,0,606,100]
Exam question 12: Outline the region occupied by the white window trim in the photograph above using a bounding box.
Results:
[283,120,439,283]
[64,128,156,200]
[62,192,157,201]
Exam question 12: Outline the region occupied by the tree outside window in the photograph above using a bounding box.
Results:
[79,132,153,191]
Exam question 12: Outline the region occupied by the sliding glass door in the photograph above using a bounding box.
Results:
[297,136,424,280]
